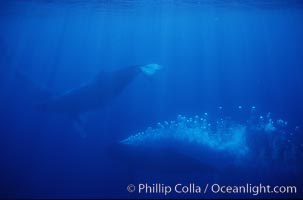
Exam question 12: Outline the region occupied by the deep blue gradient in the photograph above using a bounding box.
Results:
[0,1,303,199]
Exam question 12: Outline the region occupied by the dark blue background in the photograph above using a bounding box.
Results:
[0,1,302,199]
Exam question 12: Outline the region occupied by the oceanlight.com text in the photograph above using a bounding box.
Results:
[127,183,297,196]
[210,183,297,196]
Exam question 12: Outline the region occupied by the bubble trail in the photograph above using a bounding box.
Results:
[120,109,302,165]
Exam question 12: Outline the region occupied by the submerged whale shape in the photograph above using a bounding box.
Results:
[35,63,162,115]
[119,110,301,175]
[18,63,162,137]
[35,64,161,116]
[109,142,218,177]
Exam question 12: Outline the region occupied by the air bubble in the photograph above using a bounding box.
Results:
[121,109,297,165]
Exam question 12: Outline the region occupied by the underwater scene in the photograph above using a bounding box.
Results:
[0,0,303,199]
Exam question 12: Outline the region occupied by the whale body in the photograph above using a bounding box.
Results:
[35,64,162,115]
[118,111,301,174]
[16,63,162,137]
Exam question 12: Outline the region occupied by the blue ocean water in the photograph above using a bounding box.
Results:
[0,0,303,199]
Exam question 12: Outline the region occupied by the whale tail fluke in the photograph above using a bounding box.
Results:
[140,63,162,76]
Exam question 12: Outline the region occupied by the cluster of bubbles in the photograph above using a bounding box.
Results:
[121,112,248,156]
[120,106,302,163]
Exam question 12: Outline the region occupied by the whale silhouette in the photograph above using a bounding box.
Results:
[117,111,301,177]
[34,64,162,114]
[17,63,162,137]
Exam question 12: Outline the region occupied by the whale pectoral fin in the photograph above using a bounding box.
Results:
[71,114,87,138]
[73,120,87,138]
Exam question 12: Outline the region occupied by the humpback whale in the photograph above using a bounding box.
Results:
[27,63,162,136]
[34,64,162,114]
[117,111,301,177]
